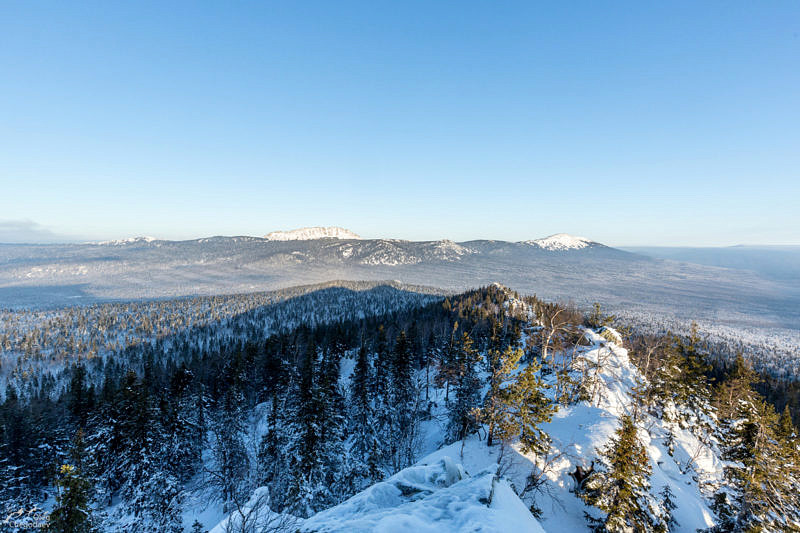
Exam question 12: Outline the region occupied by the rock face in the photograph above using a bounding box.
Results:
[264,226,362,241]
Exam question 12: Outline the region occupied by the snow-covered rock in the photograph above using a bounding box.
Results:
[300,457,545,533]
[521,233,594,251]
[597,325,624,345]
[264,226,361,241]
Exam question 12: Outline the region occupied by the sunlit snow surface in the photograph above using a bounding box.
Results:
[300,457,545,533]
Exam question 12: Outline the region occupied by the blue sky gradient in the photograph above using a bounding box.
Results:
[1,1,798,245]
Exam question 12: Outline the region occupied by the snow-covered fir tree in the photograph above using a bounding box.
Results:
[582,414,661,532]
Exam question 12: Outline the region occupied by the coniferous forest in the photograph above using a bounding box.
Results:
[1,283,799,532]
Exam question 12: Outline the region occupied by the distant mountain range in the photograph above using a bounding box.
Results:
[1,228,798,334]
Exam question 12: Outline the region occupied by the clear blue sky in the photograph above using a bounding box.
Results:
[1,1,798,245]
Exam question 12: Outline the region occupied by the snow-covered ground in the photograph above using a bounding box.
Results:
[301,458,545,533]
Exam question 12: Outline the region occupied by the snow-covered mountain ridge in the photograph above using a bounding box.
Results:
[264,226,362,240]
[88,236,159,246]
[521,233,595,250]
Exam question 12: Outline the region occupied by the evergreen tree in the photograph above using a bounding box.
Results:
[257,389,287,491]
[644,328,712,431]
[474,349,554,455]
[510,358,556,456]
[346,343,383,491]
[127,454,185,533]
[389,330,419,469]
[778,404,796,440]
[88,370,151,507]
[582,415,658,532]
[446,332,483,443]
[587,303,616,330]
[435,322,460,406]
[477,345,523,447]
[713,354,800,531]
[371,325,393,469]
[284,342,330,517]
[66,364,93,428]
[165,364,204,482]
[676,324,712,414]
[0,385,30,506]
[659,485,678,532]
[317,346,346,500]
[210,385,249,513]
[48,463,94,533]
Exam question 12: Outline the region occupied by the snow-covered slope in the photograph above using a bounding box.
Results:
[520,233,594,251]
[264,226,361,241]
[301,458,545,533]
[420,329,719,532]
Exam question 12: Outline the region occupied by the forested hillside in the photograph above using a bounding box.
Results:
[1,284,798,531]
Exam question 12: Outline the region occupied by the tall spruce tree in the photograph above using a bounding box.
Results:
[436,322,460,406]
[48,463,94,533]
[509,358,555,456]
[285,342,329,517]
[676,324,712,416]
[317,346,346,501]
[165,364,204,482]
[477,345,523,447]
[447,332,483,443]
[347,343,383,491]
[66,364,93,428]
[371,325,393,469]
[582,415,659,532]
[210,385,249,513]
[389,330,418,469]
[473,348,554,455]
[257,388,287,495]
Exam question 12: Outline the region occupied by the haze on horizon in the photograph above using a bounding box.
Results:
[1,1,799,247]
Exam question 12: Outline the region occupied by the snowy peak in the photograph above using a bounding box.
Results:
[264,226,361,241]
[521,233,595,251]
